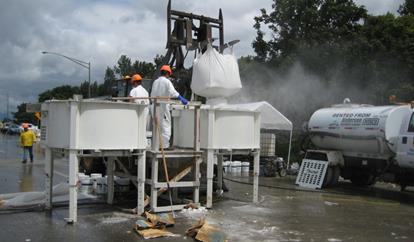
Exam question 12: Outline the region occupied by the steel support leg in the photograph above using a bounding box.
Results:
[45,147,53,209]
[206,149,214,208]
[217,154,223,193]
[137,152,146,215]
[107,157,115,205]
[253,150,260,203]
[68,150,79,223]
[193,157,201,204]
[150,156,159,210]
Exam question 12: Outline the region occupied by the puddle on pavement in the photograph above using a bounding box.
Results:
[19,165,33,192]
[0,134,44,161]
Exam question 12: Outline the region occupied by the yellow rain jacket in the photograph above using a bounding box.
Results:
[20,130,37,147]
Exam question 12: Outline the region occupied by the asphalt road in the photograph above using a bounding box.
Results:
[0,133,413,242]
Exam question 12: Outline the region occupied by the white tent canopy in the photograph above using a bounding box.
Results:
[217,101,292,131]
[217,101,294,166]
[223,101,292,131]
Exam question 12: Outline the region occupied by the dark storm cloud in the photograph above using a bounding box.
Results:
[0,0,405,115]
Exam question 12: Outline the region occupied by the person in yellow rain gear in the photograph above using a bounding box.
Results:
[20,123,37,164]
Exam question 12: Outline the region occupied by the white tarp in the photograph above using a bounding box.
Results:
[191,45,242,98]
[219,101,293,131]
[0,183,95,208]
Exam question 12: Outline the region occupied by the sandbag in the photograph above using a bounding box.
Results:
[191,45,242,98]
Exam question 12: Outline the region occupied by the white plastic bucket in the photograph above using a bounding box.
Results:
[79,174,92,185]
[231,161,242,174]
[96,176,107,194]
[223,161,230,173]
[90,173,102,179]
[242,162,250,173]
[90,173,102,193]
[115,177,130,192]
[79,173,92,194]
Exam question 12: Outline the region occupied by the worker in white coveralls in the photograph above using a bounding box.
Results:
[129,74,149,104]
[129,74,150,130]
[151,65,188,148]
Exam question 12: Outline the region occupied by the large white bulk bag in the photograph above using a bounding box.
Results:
[191,45,242,98]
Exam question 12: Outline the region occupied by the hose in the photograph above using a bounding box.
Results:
[223,176,357,196]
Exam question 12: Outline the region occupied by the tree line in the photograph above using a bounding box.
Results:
[11,0,414,124]
[10,55,161,124]
[250,0,414,104]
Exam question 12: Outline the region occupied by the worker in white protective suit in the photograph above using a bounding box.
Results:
[151,65,188,148]
[129,74,150,130]
[129,74,149,104]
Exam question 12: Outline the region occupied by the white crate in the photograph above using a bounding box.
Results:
[295,159,329,189]
[41,100,148,150]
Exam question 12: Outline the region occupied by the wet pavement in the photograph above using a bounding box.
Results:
[0,133,414,241]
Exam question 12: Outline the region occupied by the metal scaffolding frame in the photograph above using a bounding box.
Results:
[43,99,260,223]
[146,100,203,212]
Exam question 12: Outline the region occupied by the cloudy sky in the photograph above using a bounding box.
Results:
[0,0,405,114]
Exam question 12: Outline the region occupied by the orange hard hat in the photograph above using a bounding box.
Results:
[160,65,172,75]
[131,74,142,82]
[22,123,29,129]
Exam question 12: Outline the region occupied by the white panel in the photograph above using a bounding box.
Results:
[172,107,260,149]
[42,100,147,150]
[77,102,146,150]
[214,111,256,149]
[46,102,71,149]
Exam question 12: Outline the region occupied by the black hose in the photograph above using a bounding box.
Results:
[223,176,354,196]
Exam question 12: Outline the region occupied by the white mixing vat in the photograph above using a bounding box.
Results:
[41,99,148,150]
[172,105,261,149]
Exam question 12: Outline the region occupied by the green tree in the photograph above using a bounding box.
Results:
[399,0,414,16]
[252,20,269,62]
[99,67,116,96]
[131,60,157,78]
[153,54,165,68]
[114,55,133,78]
[79,81,90,98]
[13,103,36,124]
[38,85,80,102]
[253,0,367,64]
[250,0,414,103]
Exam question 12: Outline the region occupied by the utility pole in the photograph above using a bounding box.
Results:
[42,51,91,98]
[6,92,9,120]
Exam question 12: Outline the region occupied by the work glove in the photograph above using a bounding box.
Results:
[178,95,189,105]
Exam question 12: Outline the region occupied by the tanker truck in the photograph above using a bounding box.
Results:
[302,102,414,190]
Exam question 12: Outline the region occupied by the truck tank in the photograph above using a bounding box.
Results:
[308,104,411,159]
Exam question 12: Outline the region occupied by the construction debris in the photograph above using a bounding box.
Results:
[181,205,208,220]
[145,211,175,226]
[134,212,177,239]
[186,218,228,242]
[135,228,177,240]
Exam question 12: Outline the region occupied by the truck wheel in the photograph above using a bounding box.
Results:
[350,174,375,186]
[322,167,334,188]
[329,166,341,187]
[278,168,287,177]
[263,161,276,177]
